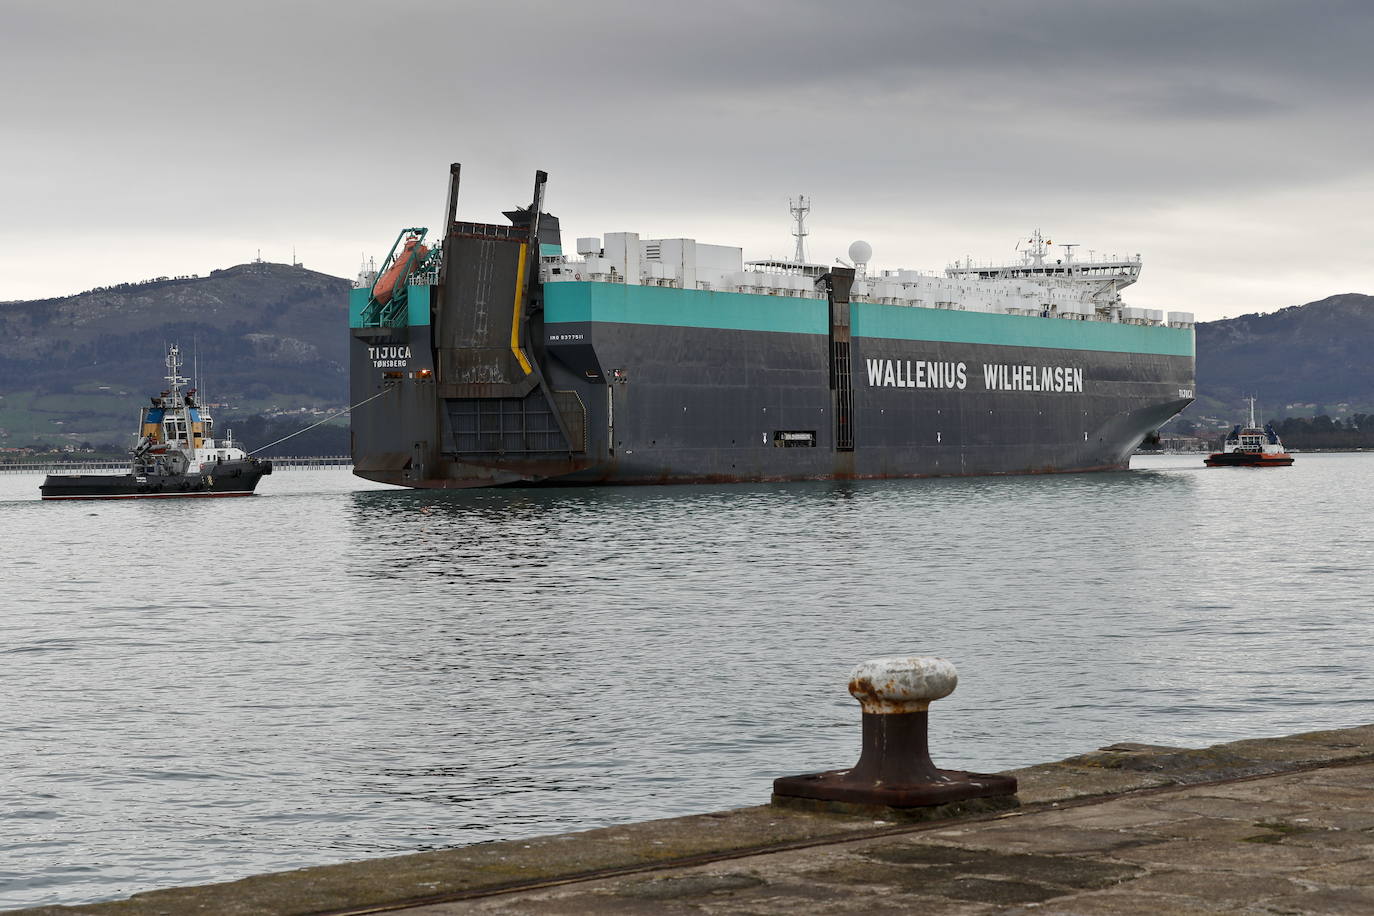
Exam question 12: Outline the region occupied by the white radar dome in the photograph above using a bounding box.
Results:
[848,240,873,264]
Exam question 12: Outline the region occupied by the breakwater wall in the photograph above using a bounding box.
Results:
[0,456,351,474]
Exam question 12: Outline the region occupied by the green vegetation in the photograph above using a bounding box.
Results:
[0,262,350,449]
[1241,820,1315,844]
[5,262,1370,458]
[1270,414,1374,450]
[220,414,349,457]
[1192,293,1374,418]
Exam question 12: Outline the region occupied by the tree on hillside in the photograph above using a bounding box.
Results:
[1274,415,1374,449]
[221,414,348,457]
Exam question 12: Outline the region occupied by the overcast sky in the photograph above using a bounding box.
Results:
[3,0,1371,320]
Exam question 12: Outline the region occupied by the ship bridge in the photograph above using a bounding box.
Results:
[945,229,1141,290]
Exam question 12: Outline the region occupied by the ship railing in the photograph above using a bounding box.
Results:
[845,297,1131,323]
[0,455,357,473]
[947,253,1141,272]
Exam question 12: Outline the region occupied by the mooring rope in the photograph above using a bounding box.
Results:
[247,387,393,456]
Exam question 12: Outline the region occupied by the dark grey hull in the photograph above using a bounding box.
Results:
[350,320,1193,489]
[40,459,273,500]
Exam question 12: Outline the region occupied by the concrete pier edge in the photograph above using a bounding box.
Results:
[13,724,1374,916]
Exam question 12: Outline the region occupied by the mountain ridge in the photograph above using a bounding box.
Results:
[1189,291,1374,423]
[2,268,1370,448]
[0,262,351,447]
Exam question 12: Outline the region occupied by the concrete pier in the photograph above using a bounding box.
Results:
[14,724,1374,915]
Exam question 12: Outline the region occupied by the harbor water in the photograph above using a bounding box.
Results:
[2,455,1372,908]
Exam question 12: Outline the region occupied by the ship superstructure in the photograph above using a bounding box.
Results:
[348,165,1195,488]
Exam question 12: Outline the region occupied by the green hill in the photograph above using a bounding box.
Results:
[3,265,1370,452]
[0,263,350,450]
[1180,292,1374,430]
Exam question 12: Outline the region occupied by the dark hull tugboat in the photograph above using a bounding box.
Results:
[1205,398,1294,468]
[40,346,272,500]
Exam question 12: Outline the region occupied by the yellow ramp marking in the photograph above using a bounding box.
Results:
[510,242,533,375]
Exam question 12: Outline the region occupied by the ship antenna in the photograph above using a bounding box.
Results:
[789,195,810,264]
[165,344,187,397]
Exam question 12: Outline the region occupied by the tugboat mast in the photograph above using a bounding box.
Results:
[165,345,188,398]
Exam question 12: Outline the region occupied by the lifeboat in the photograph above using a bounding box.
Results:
[371,235,428,305]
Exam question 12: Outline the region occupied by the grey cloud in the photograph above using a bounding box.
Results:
[1,0,1371,318]
[1122,83,1291,120]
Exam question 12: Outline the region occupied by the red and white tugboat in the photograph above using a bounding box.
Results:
[1204,398,1294,467]
[40,346,272,500]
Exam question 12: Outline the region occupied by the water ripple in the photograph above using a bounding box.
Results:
[1,456,1372,907]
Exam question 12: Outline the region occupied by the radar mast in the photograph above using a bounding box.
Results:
[164,345,189,398]
[789,195,810,264]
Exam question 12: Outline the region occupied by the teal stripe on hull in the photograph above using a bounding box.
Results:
[544,282,827,336]
[348,284,432,328]
[851,302,1193,357]
[348,287,371,327]
[540,282,1194,357]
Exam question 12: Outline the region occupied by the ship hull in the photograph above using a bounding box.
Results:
[1203,452,1294,467]
[351,283,1195,488]
[40,460,273,500]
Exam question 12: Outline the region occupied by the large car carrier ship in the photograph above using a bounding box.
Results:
[349,165,1194,488]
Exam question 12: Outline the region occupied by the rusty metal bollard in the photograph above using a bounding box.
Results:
[773,656,1017,811]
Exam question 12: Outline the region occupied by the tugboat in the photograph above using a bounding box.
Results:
[40,346,273,500]
[1204,398,1294,467]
